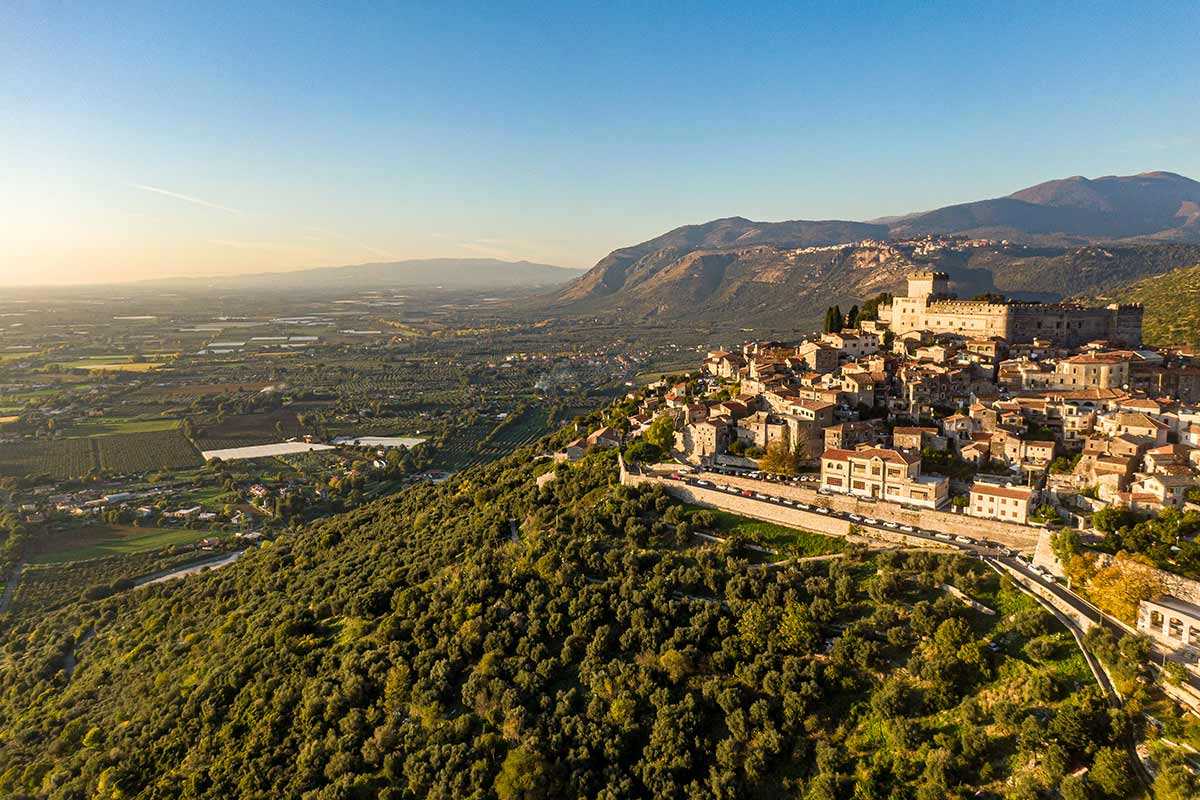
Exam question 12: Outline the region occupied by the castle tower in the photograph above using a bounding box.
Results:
[906,271,950,301]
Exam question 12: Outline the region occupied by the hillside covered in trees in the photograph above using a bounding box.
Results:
[0,438,1171,799]
[1082,261,1200,348]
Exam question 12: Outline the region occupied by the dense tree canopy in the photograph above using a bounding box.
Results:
[0,441,1135,799]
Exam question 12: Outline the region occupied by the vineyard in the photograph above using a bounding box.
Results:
[0,429,201,478]
[0,439,97,479]
[94,429,203,473]
[432,405,554,471]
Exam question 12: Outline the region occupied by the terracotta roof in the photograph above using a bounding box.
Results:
[970,483,1033,500]
[852,446,919,465]
[1064,352,1131,365]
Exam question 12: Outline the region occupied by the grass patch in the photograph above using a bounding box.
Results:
[29,524,223,564]
[68,417,181,437]
[682,505,845,557]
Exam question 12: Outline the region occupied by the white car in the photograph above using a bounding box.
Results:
[883,521,898,529]
[796,503,810,510]
[754,493,768,500]
[782,499,794,506]
[696,480,711,487]
[864,518,879,525]
[934,532,952,540]
[817,507,830,514]
[954,535,973,544]
[899,525,913,532]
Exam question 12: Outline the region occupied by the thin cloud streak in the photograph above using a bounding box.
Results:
[308,227,397,260]
[132,184,242,214]
[457,241,515,259]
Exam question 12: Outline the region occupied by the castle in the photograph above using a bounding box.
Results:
[879,272,1143,347]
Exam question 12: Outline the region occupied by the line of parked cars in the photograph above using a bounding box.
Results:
[667,468,1032,560]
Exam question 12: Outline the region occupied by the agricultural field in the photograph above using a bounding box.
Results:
[0,429,200,478]
[94,429,203,473]
[27,523,223,564]
[432,405,552,471]
[193,409,307,451]
[68,416,182,437]
[0,438,97,479]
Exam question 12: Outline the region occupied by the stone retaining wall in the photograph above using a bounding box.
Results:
[624,468,955,550]
[675,469,1042,550]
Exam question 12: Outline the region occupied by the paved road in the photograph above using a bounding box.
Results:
[655,467,1158,795]
[664,469,1115,619]
[133,550,244,588]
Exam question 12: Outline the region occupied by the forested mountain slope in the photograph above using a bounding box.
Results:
[1080,262,1200,349]
[0,441,1149,799]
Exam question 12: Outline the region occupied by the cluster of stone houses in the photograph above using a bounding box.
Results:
[616,272,1200,529]
[552,425,623,463]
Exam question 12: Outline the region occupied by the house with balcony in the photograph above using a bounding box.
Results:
[819,445,949,509]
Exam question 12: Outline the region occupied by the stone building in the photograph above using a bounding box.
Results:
[819,445,949,509]
[1137,595,1200,654]
[969,482,1034,525]
[880,272,1142,347]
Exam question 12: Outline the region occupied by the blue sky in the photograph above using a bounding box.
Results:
[2,1,1198,284]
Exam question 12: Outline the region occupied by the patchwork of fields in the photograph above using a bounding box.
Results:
[0,428,202,478]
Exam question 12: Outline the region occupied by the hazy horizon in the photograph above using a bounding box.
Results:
[3,2,1199,286]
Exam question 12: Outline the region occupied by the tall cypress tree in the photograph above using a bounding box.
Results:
[847,305,859,328]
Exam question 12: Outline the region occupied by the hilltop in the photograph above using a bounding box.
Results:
[0,440,1133,798]
[548,171,1200,330]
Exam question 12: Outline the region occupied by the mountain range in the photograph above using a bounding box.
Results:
[140,258,584,292]
[548,171,1200,330]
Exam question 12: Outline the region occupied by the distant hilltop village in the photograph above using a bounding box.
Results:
[880,271,1143,348]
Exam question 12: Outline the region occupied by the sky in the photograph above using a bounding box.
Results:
[2,1,1199,286]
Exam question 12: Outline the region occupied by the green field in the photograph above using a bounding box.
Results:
[69,416,182,437]
[29,524,222,564]
[683,505,846,557]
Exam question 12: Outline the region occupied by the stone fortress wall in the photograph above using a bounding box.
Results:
[881,271,1143,347]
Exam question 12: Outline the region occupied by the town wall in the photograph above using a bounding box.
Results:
[681,470,1043,550]
[622,462,1042,550]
